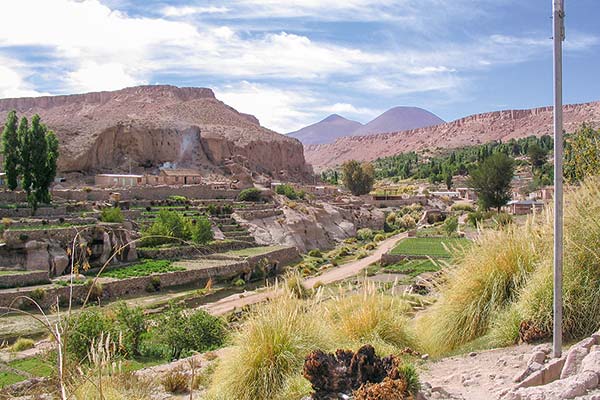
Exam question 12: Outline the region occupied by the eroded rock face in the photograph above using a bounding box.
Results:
[237,201,384,253]
[0,85,312,182]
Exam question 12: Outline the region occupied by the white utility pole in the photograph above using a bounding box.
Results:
[552,0,565,359]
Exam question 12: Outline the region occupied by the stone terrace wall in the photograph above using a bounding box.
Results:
[246,246,301,274]
[0,185,240,203]
[0,206,67,218]
[0,270,49,289]
[137,240,255,259]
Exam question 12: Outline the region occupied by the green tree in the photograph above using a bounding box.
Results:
[468,153,515,212]
[1,111,20,190]
[17,117,32,196]
[43,131,59,203]
[565,124,600,183]
[527,143,547,169]
[29,115,49,208]
[341,160,374,196]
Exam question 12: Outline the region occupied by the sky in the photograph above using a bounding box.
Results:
[0,0,599,134]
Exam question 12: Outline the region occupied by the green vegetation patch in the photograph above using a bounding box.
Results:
[390,237,469,258]
[9,357,53,377]
[224,245,286,257]
[383,259,440,277]
[98,260,185,279]
[0,371,26,388]
[0,270,30,276]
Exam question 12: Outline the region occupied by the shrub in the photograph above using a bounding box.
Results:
[233,278,246,287]
[416,220,547,355]
[467,211,484,227]
[493,212,513,228]
[162,368,189,394]
[141,210,212,247]
[71,372,152,399]
[100,207,124,223]
[356,228,374,241]
[114,302,146,356]
[159,303,226,359]
[284,272,311,299]
[364,242,376,251]
[85,279,103,302]
[168,195,187,203]
[275,184,304,200]
[356,251,367,260]
[146,276,161,292]
[451,203,475,213]
[67,308,109,361]
[10,338,35,352]
[238,188,262,202]
[307,249,322,258]
[207,295,332,400]
[30,288,46,302]
[443,216,458,235]
[374,234,385,242]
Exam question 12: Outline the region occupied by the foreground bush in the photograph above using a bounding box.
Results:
[207,283,415,400]
[159,303,226,359]
[275,184,305,200]
[417,177,600,355]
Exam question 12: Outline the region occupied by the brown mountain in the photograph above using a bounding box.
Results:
[305,101,600,170]
[287,114,363,145]
[0,85,312,181]
[350,106,444,137]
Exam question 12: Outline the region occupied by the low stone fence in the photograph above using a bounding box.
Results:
[137,240,255,259]
[2,226,88,248]
[0,246,300,309]
[0,270,49,289]
[0,206,68,219]
[366,196,428,208]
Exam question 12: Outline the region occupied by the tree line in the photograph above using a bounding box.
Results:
[1,111,59,211]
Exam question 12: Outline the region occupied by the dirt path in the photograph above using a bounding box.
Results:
[420,344,536,399]
[201,231,408,315]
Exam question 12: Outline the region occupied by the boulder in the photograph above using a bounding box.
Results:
[561,346,590,379]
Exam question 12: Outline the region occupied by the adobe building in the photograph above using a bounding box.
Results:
[159,169,203,185]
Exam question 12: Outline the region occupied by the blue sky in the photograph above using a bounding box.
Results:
[0,0,598,133]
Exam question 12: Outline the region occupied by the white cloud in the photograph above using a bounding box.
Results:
[66,61,146,92]
[319,103,380,119]
[0,58,48,98]
[161,6,230,17]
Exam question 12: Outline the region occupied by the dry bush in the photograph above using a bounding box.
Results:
[161,367,189,394]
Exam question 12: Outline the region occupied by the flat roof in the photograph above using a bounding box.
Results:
[159,168,202,176]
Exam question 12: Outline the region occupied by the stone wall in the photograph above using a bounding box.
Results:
[137,240,255,259]
[362,195,428,208]
[0,270,49,289]
[0,206,68,218]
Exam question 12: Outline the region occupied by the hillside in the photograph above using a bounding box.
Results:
[287,114,362,145]
[305,101,600,169]
[350,106,444,137]
[0,85,312,181]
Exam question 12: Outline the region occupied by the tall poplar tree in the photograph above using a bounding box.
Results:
[1,111,19,190]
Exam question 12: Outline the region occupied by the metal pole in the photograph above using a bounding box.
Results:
[552,0,565,359]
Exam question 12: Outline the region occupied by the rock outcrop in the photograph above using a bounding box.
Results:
[0,85,312,181]
[305,101,600,169]
[234,200,384,253]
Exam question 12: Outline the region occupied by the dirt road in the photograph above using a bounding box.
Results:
[202,231,408,315]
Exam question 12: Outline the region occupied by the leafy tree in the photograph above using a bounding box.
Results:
[341,160,374,196]
[17,117,32,196]
[468,153,515,212]
[237,187,262,202]
[1,111,19,190]
[565,124,600,183]
[527,143,547,169]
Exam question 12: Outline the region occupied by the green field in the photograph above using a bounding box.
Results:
[0,371,26,388]
[383,259,441,277]
[390,237,469,258]
[9,357,53,377]
[98,260,186,279]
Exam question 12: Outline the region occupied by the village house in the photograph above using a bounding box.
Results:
[456,187,478,201]
[506,199,545,215]
[95,174,145,188]
[158,169,203,185]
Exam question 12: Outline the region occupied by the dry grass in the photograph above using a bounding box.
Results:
[417,177,600,355]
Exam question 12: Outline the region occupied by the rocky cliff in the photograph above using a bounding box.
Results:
[305,101,600,169]
[0,85,312,181]
[236,200,385,253]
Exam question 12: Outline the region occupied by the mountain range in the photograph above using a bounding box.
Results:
[287,106,445,145]
[304,101,600,170]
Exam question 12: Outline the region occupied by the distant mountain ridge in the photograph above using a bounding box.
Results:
[350,106,444,137]
[304,101,600,170]
[287,114,362,145]
[287,106,445,145]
